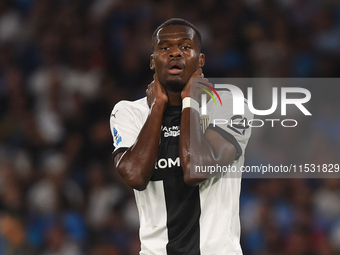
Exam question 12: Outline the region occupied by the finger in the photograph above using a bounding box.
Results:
[195,68,202,76]
[192,68,203,79]
[198,68,204,78]
[198,68,203,76]
[154,73,160,83]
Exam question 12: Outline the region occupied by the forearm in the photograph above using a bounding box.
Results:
[180,108,214,186]
[180,107,237,186]
[116,100,166,190]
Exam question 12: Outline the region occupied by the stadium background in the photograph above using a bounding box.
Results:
[0,0,340,254]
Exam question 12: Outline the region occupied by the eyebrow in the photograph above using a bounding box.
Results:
[157,38,193,45]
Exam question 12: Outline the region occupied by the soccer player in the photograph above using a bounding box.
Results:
[110,18,252,255]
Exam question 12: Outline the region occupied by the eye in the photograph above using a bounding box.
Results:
[161,46,170,50]
[182,45,191,50]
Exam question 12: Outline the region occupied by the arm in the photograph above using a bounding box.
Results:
[114,76,167,191]
[180,108,237,186]
[179,72,237,186]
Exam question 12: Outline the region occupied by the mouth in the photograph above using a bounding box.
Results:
[167,60,184,75]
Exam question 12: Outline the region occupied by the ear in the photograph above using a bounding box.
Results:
[199,53,205,68]
[150,54,155,70]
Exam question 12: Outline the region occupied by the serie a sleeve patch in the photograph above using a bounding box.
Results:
[113,124,123,147]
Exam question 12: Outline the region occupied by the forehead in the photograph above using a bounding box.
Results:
[156,25,196,42]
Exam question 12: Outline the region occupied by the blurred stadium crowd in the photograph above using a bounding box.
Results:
[0,0,339,254]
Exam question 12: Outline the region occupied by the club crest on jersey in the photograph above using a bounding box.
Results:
[113,126,122,146]
[162,125,180,137]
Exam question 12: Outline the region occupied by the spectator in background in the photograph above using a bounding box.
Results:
[0,209,35,255]
[28,153,84,215]
[0,0,339,254]
[86,161,124,232]
[88,242,122,255]
[41,225,81,255]
[0,0,22,45]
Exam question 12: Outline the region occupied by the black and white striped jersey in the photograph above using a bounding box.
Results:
[110,91,252,255]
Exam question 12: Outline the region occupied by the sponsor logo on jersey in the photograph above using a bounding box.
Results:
[155,157,180,169]
[162,125,180,137]
[113,126,122,146]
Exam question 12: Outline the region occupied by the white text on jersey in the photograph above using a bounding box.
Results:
[162,125,180,137]
[155,157,180,169]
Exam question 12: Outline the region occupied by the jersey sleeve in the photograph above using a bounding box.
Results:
[110,101,142,160]
[206,92,253,161]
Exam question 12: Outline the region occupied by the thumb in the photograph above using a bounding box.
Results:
[154,73,160,83]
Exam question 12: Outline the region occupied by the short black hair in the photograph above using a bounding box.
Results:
[152,18,202,51]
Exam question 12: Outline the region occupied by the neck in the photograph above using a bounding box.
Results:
[166,90,182,106]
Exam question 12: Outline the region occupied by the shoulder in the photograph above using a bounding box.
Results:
[111,97,149,118]
[112,97,148,112]
[206,90,233,107]
[218,90,247,104]
[218,90,233,101]
[209,90,252,115]
[110,97,150,131]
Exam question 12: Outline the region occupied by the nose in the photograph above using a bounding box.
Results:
[169,46,182,58]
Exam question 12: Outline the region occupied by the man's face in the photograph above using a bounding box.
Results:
[150,25,204,92]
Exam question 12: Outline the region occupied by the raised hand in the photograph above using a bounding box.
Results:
[181,68,210,104]
[146,74,168,109]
